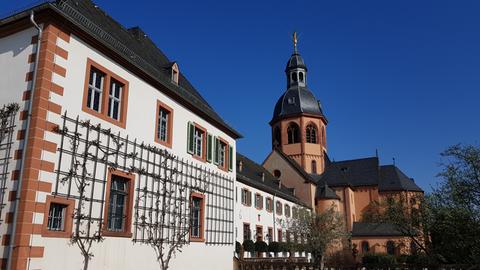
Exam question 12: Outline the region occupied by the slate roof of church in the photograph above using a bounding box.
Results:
[0,0,241,138]
[236,153,309,207]
[352,222,404,237]
[311,157,423,192]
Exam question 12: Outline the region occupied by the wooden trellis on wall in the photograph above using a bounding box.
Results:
[53,113,234,245]
[0,104,18,225]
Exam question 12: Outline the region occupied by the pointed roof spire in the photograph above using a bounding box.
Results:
[293,31,298,53]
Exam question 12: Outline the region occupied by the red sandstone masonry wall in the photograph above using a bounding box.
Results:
[8,22,69,270]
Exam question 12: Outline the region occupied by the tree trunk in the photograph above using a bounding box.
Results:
[83,255,89,270]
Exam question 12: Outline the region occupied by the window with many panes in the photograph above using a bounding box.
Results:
[104,170,133,237]
[266,197,273,212]
[42,196,74,238]
[218,140,227,168]
[155,101,173,148]
[284,204,291,217]
[87,67,104,112]
[47,203,66,231]
[276,201,283,215]
[108,79,122,120]
[241,189,252,206]
[306,124,317,143]
[83,59,129,128]
[255,193,263,209]
[107,176,128,232]
[190,193,205,241]
[243,223,251,241]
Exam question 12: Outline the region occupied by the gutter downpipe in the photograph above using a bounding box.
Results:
[6,11,43,270]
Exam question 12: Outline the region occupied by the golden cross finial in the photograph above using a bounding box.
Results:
[293,31,298,52]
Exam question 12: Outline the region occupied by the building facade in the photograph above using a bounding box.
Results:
[262,41,424,257]
[0,1,240,269]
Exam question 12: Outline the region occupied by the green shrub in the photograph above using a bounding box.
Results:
[268,241,281,253]
[235,241,242,254]
[243,239,255,253]
[362,253,396,267]
[254,240,268,253]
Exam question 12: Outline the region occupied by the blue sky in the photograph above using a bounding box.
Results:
[2,0,479,192]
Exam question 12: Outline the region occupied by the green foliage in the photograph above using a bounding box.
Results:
[286,206,348,264]
[242,239,255,253]
[362,253,396,267]
[268,241,281,253]
[235,241,241,254]
[363,144,480,265]
[254,240,268,253]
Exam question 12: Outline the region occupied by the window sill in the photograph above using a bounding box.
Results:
[155,138,172,149]
[190,237,205,243]
[102,230,133,238]
[82,106,126,129]
[192,154,206,163]
[41,229,71,238]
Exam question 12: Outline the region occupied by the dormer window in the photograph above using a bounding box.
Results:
[171,62,179,84]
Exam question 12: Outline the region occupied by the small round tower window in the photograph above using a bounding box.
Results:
[273,170,281,178]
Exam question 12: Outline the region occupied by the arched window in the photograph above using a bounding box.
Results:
[292,72,298,82]
[306,124,317,143]
[273,170,281,178]
[410,241,417,255]
[361,241,369,253]
[287,123,300,144]
[386,241,395,255]
[311,160,317,174]
[273,126,281,147]
[299,72,304,82]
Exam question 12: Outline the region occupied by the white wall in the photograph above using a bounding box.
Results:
[235,181,304,244]
[0,26,37,260]
[22,28,236,270]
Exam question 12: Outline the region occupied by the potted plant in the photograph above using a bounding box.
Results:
[243,239,255,258]
[268,241,281,257]
[255,240,268,257]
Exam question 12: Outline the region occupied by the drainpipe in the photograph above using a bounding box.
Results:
[6,11,43,270]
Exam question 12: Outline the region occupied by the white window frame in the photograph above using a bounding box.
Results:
[87,69,104,112]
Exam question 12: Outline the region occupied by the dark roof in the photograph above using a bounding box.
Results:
[379,165,423,192]
[271,148,317,184]
[0,0,241,138]
[315,183,340,200]
[237,153,308,207]
[352,222,404,237]
[271,85,326,124]
[285,52,307,72]
[316,157,423,192]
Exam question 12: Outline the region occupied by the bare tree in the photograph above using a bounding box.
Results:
[282,206,348,269]
[132,152,193,270]
[57,120,123,270]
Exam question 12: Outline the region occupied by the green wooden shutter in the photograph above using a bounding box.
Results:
[187,122,194,154]
[206,133,213,162]
[213,137,219,165]
[228,145,233,171]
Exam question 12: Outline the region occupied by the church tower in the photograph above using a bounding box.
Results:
[270,33,328,174]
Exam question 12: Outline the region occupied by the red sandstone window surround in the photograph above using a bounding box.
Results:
[102,168,135,238]
[41,195,75,238]
[82,58,129,128]
[154,100,174,148]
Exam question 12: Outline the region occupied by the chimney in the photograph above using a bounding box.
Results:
[261,172,265,181]
[238,161,243,172]
[278,180,281,189]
